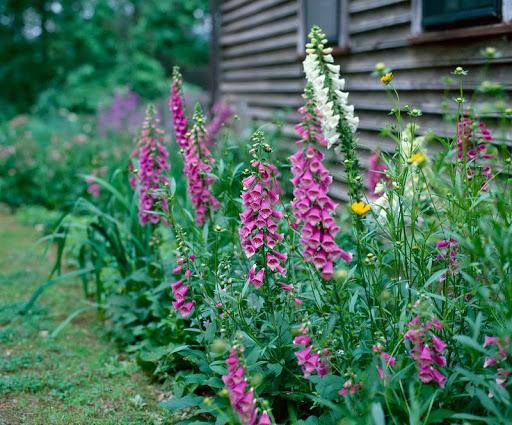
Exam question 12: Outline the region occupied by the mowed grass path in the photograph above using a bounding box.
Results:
[0,212,171,425]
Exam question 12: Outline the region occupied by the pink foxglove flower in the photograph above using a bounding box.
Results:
[404,315,447,388]
[170,253,195,318]
[206,101,232,147]
[372,343,396,379]
[170,69,220,225]
[135,105,170,225]
[222,347,269,425]
[338,379,362,396]
[86,169,103,199]
[290,86,352,279]
[456,115,494,190]
[435,238,459,281]
[240,131,287,287]
[293,325,330,378]
[169,67,190,150]
[483,335,511,392]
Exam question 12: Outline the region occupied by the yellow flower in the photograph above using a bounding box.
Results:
[380,72,393,85]
[351,202,371,216]
[408,152,427,165]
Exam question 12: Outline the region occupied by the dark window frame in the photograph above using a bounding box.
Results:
[297,0,348,54]
[412,0,512,34]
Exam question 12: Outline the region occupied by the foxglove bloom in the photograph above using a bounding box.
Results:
[290,85,352,279]
[457,115,494,190]
[240,130,287,287]
[169,67,190,150]
[206,101,232,147]
[436,239,459,281]
[293,325,330,378]
[338,379,362,396]
[170,255,195,317]
[404,315,447,388]
[373,344,396,379]
[136,105,170,225]
[483,335,511,392]
[170,69,220,225]
[303,26,362,202]
[223,347,270,425]
[184,106,220,225]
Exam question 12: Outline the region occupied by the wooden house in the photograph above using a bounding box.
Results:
[210,0,512,200]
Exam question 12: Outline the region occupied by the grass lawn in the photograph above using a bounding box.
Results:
[0,211,172,425]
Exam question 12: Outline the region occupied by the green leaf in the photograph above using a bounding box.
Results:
[160,394,203,411]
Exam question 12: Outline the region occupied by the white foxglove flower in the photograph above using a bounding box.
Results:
[302,39,359,149]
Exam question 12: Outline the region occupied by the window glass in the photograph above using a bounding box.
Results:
[305,0,340,44]
[423,0,502,29]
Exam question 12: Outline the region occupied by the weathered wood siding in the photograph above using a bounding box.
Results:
[219,0,512,200]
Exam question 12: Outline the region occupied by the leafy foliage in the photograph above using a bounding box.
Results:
[0,0,208,117]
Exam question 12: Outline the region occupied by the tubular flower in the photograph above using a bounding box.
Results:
[338,379,363,396]
[367,150,388,199]
[457,115,494,190]
[184,105,220,225]
[435,239,459,281]
[170,68,220,225]
[290,84,352,279]
[303,25,363,202]
[206,101,233,147]
[222,347,271,425]
[136,104,170,225]
[293,325,331,378]
[170,226,195,317]
[483,335,511,392]
[169,67,190,150]
[240,131,287,287]
[404,315,447,388]
[372,344,396,379]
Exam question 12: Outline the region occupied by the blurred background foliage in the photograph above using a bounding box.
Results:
[0,0,209,118]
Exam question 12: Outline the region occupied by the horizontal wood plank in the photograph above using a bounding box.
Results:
[221,48,300,70]
[222,0,292,24]
[223,33,298,58]
[349,0,409,14]
[223,2,297,34]
[221,17,297,46]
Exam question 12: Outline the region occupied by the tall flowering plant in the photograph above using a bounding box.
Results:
[290,84,352,279]
[239,130,287,288]
[184,105,220,225]
[303,26,363,203]
[134,104,170,225]
[170,68,219,225]
[169,67,190,150]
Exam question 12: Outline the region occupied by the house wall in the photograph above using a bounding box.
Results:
[218,0,512,200]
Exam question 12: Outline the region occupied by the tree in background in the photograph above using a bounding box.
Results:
[0,0,209,118]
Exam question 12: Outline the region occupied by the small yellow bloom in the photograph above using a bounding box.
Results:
[351,202,371,216]
[408,152,427,165]
[380,72,393,85]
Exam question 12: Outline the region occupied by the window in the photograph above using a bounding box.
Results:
[298,0,348,52]
[412,0,511,34]
[423,0,502,29]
